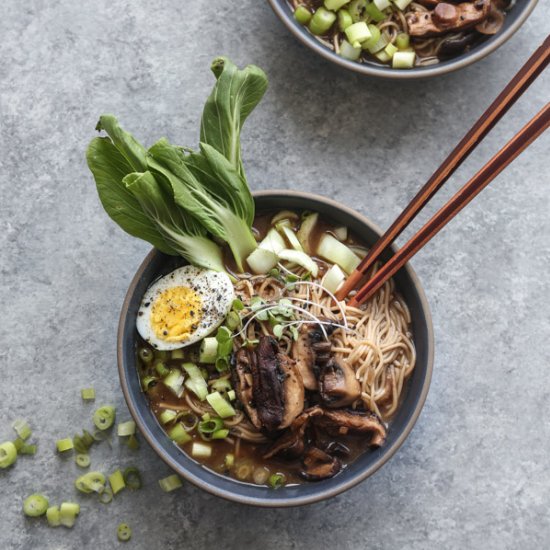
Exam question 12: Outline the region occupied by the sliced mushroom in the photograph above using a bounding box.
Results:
[233,336,304,433]
[475,2,505,34]
[263,406,323,459]
[315,409,387,447]
[291,323,334,391]
[416,0,462,6]
[438,31,478,56]
[407,0,491,37]
[300,447,341,481]
[318,359,361,408]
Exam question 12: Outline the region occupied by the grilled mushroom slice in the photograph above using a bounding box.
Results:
[300,447,341,481]
[291,324,334,391]
[233,336,304,433]
[476,1,505,34]
[318,359,361,408]
[407,0,491,37]
[315,409,387,447]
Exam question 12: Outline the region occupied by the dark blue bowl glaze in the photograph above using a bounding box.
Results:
[118,191,434,507]
[266,0,539,79]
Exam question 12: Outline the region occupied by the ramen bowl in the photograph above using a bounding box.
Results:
[117,190,434,507]
[266,0,539,79]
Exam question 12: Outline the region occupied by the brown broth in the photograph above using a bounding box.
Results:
[136,209,389,488]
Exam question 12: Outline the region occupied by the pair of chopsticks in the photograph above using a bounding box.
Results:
[337,35,550,308]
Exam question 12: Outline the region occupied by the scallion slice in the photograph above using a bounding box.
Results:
[167,423,192,444]
[93,405,116,431]
[109,469,126,495]
[23,494,49,517]
[59,502,80,528]
[98,487,113,504]
[211,428,229,440]
[191,442,212,458]
[206,391,236,418]
[117,420,136,437]
[127,434,140,450]
[46,505,61,526]
[154,361,170,377]
[123,467,142,490]
[158,474,182,492]
[159,409,178,424]
[20,443,37,455]
[12,419,31,441]
[81,388,95,401]
[75,454,91,468]
[164,368,184,396]
[210,378,232,393]
[198,337,218,364]
[171,348,185,360]
[56,438,74,454]
[227,389,236,401]
[225,453,235,468]
[198,417,224,435]
[12,438,24,452]
[183,363,208,400]
[75,471,106,494]
[117,523,132,542]
[268,473,287,489]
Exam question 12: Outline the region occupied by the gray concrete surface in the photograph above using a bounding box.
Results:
[1,1,549,548]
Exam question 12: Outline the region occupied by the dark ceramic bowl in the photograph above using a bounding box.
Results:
[118,191,434,507]
[266,0,539,79]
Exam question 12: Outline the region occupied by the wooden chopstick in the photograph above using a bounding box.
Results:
[348,102,550,308]
[337,34,550,301]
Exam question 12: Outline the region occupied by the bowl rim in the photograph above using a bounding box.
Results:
[265,0,539,79]
[117,190,435,506]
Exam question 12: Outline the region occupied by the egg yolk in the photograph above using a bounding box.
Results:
[150,286,203,342]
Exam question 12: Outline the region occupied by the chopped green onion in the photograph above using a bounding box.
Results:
[344,21,371,48]
[109,469,126,495]
[59,502,80,528]
[23,494,49,517]
[384,42,398,59]
[72,435,87,454]
[123,467,142,490]
[373,0,391,9]
[138,347,154,363]
[216,326,232,342]
[268,473,287,489]
[232,298,245,311]
[46,506,61,526]
[361,24,381,50]
[93,405,116,431]
[225,311,241,330]
[81,387,95,401]
[19,443,37,455]
[211,429,229,440]
[340,39,362,61]
[210,378,232,393]
[294,5,312,25]
[309,7,337,35]
[98,487,113,504]
[75,454,91,468]
[206,391,236,418]
[141,376,157,390]
[395,32,410,50]
[118,523,132,542]
[92,429,110,442]
[168,423,192,444]
[82,429,94,448]
[227,389,236,401]
[75,471,106,494]
[56,438,74,454]
[198,417,224,435]
[12,419,31,441]
[337,8,353,31]
[199,337,218,363]
[216,339,233,357]
[364,1,386,22]
[393,0,413,9]
[171,348,185,360]
[224,453,235,468]
[191,442,212,458]
[163,369,184,396]
[117,420,136,437]
[159,409,178,424]
[183,363,208,400]
[158,474,182,492]
[324,0,349,9]
[13,437,24,452]
[127,434,140,450]
[154,361,170,377]
[392,50,416,69]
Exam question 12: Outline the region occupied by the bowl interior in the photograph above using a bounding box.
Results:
[118,191,434,506]
[266,0,539,79]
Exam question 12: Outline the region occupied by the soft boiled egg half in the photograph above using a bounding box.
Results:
[136,265,234,351]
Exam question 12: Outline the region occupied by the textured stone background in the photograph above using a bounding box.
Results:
[1,1,549,549]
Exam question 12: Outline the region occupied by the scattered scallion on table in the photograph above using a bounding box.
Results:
[117,523,132,542]
[158,474,182,492]
[23,494,49,517]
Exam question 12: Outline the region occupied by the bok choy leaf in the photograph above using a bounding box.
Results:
[200,57,268,178]
[123,171,225,272]
[147,139,257,271]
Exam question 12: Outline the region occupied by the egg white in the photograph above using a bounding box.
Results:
[136,265,234,350]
